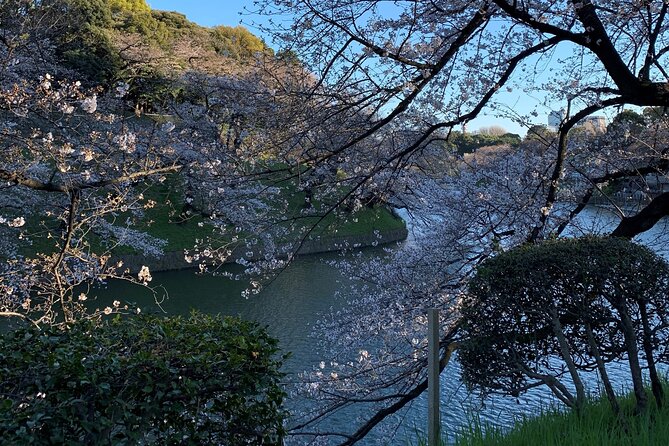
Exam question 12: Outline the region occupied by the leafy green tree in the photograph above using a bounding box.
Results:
[459,237,669,415]
[524,124,557,142]
[448,130,521,155]
[108,0,151,15]
[607,109,646,136]
[0,313,287,445]
[42,0,121,84]
[108,0,168,44]
[210,25,267,60]
[642,106,669,121]
[151,10,197,33]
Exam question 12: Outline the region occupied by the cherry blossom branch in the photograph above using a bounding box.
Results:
[0,312,40,329]
[335,333,459,446]
[529,97,626,241]
[0,165,182,193]
[492,0,586,44]
[639,2,668,81]
[302,4,492,166]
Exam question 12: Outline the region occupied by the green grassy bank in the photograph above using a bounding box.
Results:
[19,174,406,260]
[450,386,669,446]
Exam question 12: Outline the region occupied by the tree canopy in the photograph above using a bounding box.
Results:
[3,0,669,444]
[460,237,669,414]
[244,0,669,442]
[210,25,268,59]
[3,0,272,86]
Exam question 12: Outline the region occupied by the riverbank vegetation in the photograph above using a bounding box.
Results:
[454,384,669,446]
[0,313,286,445]
[3,0,669,444]
[18,172,405,259]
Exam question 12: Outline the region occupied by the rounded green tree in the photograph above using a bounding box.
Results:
[459,237,669,414]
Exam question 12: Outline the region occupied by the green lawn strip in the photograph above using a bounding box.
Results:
[273,183,405,240]
[15,175,201,257]
[17,175,405,259]
[282,206,405,240]
[136,171,405,253]
[452,385,669,446]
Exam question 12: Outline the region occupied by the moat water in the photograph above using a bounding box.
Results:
[91,207,668,444]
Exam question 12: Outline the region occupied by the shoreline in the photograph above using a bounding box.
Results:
[114,227,409,272]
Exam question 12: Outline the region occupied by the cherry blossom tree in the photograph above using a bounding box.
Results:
[0,2,323,326]
[243,0,669,443]
[0,73,184,326]
[4,0,669,443]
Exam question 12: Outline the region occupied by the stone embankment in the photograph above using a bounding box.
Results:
[116,227,409,272]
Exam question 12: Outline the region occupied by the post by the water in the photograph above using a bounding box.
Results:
[428,308,440,446]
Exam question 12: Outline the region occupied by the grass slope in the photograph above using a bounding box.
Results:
[453,386,669,446]
[19,174,406,258]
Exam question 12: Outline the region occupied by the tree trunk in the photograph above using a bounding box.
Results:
[617,308,648,413]
[611,192,669,239]
[550,309,586,411]
[585,324,620,416]
[639,302,664,408]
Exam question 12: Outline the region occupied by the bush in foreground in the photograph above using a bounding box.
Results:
[0,313,287,445]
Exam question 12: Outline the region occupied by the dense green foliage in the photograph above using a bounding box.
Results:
[109,0,150,15]
[447,131,521,154]
[150,10,197,32]
[459,237,669,412]
[454,384,669,446]
[524,124,557,142]
[210,25,268,59]
[608,110,646,133]
[0,313,287,445]
[48,0,121,83]
[23,0,270,86]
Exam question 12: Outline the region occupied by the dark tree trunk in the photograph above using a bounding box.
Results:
[611,192,669,239]
[586,324,620,416]
[639,302,664,408]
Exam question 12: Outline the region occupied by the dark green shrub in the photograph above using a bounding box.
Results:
[446,130,521,155]
[0,313,287,445]
[459,237,669,414]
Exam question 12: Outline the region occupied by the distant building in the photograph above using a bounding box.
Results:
[545,110,608,134]
[578,115,607,134]
[548,109,565,130]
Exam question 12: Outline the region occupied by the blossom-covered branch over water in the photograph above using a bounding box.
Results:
[3,0,669,443]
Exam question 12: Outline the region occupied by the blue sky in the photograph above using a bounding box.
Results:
[146,1,562,136]
[147,1,244,26]
[147,1,266,31]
